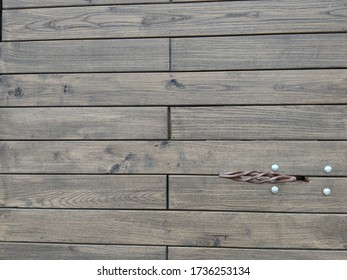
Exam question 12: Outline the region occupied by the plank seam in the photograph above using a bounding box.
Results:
[3,104,347,109]
[1,139,347,141]
[2,67,347,75]
[1,208,347,215]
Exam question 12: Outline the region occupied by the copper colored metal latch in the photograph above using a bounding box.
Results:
[219,171,298,184]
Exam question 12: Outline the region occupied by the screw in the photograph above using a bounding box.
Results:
[324,165,332,174]
[323,188,331,196]
[271,164,279,172]
[271,186,279,194]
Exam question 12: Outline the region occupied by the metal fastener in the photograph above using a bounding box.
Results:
[323,188,331,196]
[271,164,279,172]
[324,165,332,174]
[271,186,279,194]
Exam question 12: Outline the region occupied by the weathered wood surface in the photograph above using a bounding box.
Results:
[0,107,168,139]
[171,106,347,140]
[0,141,346,175]
[3,0,169,8]
[168,247,347,260]
[0,39,169,74]
[0,243,166,260]
[0,175,166,209]
[170,176,347,213]
[2,70,347,106]
[4,0,347,41]
[0,210,346,249]
[172,34,347,70]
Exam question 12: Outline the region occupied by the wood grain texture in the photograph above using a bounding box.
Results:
[172,34,347,70]
[0,175,166,209]
[0,69,347,106]
[2,70,347,106]
[170,176,347,213]
[0,39,169,74]
[171,106,347,140]
[3,0,169,8]
[0,141,346,175]
[4,0,347,41]
[168,247,347,260]
[0,243,166,260]
[0,107,168,139]
[0,210,346,249]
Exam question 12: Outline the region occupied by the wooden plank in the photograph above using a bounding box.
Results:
[0,107,168,139]
[0,210,346,249]
[172,34,347,71]
[0,175,166,209]
[1,70,347,106]
[0,141,346,175]
[0,243,166,260]
[3,0,169,9]
[0,39,169,74]
[4,0,347,41]
[171,106,347,140]
[168,247,347,260]
[170,176,347,213]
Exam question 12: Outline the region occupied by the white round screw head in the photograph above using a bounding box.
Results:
[323,188,331,196]
[324,165,332,173]
[271,164,279,172]
[271,186,279,194]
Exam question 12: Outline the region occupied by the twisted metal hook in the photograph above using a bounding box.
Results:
[219,170,298,184]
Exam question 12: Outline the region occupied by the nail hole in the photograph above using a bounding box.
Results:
[293,176,310,182]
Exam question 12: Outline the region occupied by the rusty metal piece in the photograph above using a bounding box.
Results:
[219,171,297,184]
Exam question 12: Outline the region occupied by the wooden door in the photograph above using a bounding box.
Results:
[1,0,347,259]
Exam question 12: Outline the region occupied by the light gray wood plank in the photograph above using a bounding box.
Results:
[0,39,169,74]
[171,106,347,140]
[172,34,347,70]
[3,0,169,8]
[168,247,347,260]
[0,243,166,260]
[1,70,347,106]
[4,0,347,41]
[0,107,168,139]
[170,176,347,213]
[0,175,166,209]
[0,141,346,175]
[0,210,346,249]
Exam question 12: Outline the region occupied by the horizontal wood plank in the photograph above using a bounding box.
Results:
[4,0,347,41]
[168,247,347,260]
[0,39,169,74]
[172,34,347,70]
[171,106,347,140]
[3,0,169,9]
[1,70,347,106]
[0,141,346,175]
[0,175,166,209]
[170,176,347,213]
[0,243,166,260]
[0,210,346,249]
[0,107,168,139]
